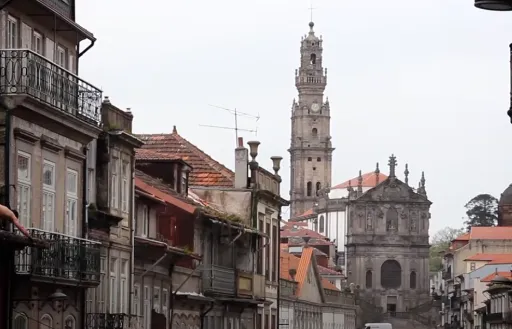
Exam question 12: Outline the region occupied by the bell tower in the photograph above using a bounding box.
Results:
[289,21,334,217]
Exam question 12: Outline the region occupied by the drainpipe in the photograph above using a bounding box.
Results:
[3,101,12,329]
[129,158,135,319]
[200,302,214,329]
[277,207,282,329]
[80,144,89,329]
[78,39,95,58]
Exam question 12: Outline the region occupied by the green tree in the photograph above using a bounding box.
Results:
[429,227,464,271]
[464,194,498,230]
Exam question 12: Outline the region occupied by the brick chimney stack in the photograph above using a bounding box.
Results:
[234,137,249,188]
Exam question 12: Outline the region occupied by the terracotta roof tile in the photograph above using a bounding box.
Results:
[135,170,196,214]
[295,247,314,295]
[469,227,512,240]
[481,271,512,282]
[465,253,512,262]
[454,233,470,241]
[280,250,301,282]
[317,265,341,275]
[135,148,181,161]
[332,172,388,189]
[281,226,329,240]
[322,278,339,291]
[136,130,234,187]
[293,172,388,219]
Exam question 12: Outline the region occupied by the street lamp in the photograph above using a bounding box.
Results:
[475,0,512,11]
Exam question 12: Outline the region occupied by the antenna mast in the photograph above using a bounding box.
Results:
[200,104,260,146]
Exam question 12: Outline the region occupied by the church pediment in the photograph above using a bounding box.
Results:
[355,177,431,204]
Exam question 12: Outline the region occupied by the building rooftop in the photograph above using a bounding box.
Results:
[136,126,234,187]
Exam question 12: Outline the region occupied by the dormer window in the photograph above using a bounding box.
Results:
[180,165,191,195]
[141,204,149,237]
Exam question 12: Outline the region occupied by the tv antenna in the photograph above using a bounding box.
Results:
[199,104,260,146]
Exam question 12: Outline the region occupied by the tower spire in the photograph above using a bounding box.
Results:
[357,170,363,195]
[375,162,380,185]
[417,171,427,197]
[404,163,409,185]
[388,154,397,178]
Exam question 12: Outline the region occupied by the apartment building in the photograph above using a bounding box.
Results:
[279,247,357,329]
[84,99,143,329]
[137,130,288,329]
[0,0,103,328]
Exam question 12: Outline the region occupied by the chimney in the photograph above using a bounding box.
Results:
[234,137,248,188]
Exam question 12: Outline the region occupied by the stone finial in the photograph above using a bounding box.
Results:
[404,164,409,185]
[357,170,363,194]
[172,125,177,134]
[375,162,380,185]
[417,171,427,197]
[388,154,397,178]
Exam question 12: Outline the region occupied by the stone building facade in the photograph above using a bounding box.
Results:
[289,21,334,217]
[345,155,432,319]
[0,0,104,327]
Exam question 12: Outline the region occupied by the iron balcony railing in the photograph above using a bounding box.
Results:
[202,264,236,296]
[86,313,144,329]
[15,228,101,286]
[0,49,102,125]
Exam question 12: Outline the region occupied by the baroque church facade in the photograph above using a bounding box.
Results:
[288,21,434,324]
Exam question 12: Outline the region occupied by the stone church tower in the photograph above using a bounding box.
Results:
[289,21,334,217]
[345,155,432,320]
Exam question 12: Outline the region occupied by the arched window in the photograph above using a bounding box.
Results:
[410,271,417,289]
[40,314,53,329]
[64,315,76,329]
[381,260,402,289]
[310,53,316,65]
[13,313,28,329]
[365,270,373,288]
[312,128,318,137]
[306,182,312,197]
[319,215,325,233]
[316,182,321,195]
[386,207,398,232]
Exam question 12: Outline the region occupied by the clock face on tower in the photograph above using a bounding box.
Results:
[311,102,320,113]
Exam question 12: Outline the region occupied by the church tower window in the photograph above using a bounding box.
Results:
[381,260,402,289]
[310,53,316,65]
[312,128,318,137]
[319,215,325,233]
[410,271,417,289]
[386,207,398,232]
[306,182,312,197]
[365,270,373,288]
[316,182,321,195]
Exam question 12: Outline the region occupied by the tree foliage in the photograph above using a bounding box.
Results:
[429,227,464,272]
[464,194,498,230]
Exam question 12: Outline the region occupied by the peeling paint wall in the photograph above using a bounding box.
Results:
[190,188,252,226]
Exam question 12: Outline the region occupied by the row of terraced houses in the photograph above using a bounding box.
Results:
[0,0,357,329]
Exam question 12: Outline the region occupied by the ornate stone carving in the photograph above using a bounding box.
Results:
[377,209,384,218]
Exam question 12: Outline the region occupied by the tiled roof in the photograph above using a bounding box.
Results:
[280,248,339,293]
[280,250,301,281]
[288,237,333,247]
[135,170,196,214]
[464,253,512,262]
[469,227,512,240]
[481,271,512,282]
[135,148,181,161]
[293,172,388,219]
[332,171,388,189]
[317,265,341,275]
[281,225,329,240]
[453,232,470,241]
[321,278,339,291]
[136,127,234,187]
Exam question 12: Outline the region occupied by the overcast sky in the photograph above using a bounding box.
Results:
[76,0,512,235]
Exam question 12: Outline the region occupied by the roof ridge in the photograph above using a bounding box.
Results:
[171,132,234,182]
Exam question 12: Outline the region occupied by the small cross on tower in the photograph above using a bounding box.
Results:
[388,154,397,178]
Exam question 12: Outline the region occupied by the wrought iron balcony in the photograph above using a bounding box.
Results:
[15,228,101,287]
[202,265,236,296]
[86,313,143,329]
[0,49,102,125]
